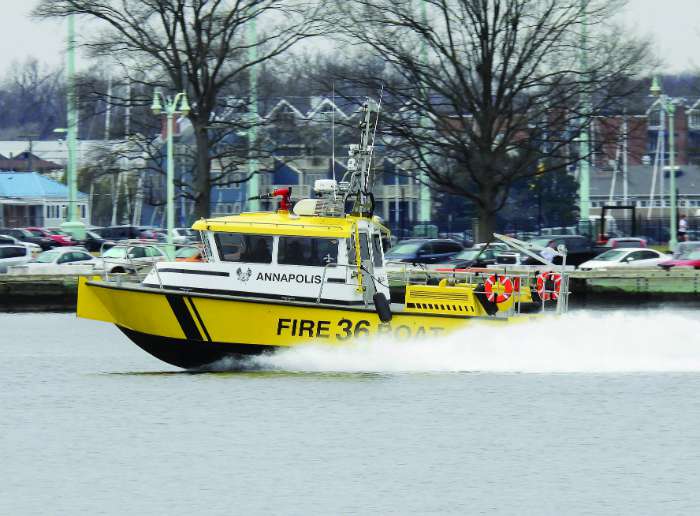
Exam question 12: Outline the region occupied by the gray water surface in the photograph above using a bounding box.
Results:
[2,311,700,515]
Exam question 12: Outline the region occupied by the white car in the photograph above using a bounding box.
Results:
[0,245,32,272]
[100,244,167,273]
[0,234,42,256]
[172,227,199,245]
[20,247,100,273]
[579,248,670,271]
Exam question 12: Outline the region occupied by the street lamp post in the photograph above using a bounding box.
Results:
[60,14,86,240]
[650,77,678,249]
[151,89,190,258]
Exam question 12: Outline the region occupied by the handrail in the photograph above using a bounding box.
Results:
[316,263,387,303]
[353,223,363,293]
[317,262,338,303]
[384,260,430,285]
[98,241,203,283]
[198,218,348,231]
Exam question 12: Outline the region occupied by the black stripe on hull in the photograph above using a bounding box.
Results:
[166,294,202,340]
[186,297,212,341]
[118,326,278,369]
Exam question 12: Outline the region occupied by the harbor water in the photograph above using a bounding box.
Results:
[3,307,700,515]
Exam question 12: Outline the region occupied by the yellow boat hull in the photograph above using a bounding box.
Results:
[78,278,508,368]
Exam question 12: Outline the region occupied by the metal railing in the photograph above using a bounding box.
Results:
[387,262,571,316]
[99,240,203,285]
[316,262,389,305]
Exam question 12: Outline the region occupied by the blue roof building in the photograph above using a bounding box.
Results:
[0,171,90,228]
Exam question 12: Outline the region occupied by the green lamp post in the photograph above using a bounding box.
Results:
[151,89,190,258]
[650,76,678,249]
[60,14,86,240]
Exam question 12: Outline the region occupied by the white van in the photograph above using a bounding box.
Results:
[0,245,31,273]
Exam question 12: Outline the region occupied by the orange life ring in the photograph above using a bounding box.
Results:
[536,272,562,301]
[484,274,514,303]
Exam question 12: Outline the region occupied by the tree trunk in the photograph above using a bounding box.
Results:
[477,205,497,243]
[193,124,211,220]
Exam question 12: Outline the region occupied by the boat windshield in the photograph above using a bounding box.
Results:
[215,233,272,263]
[33,251,60,263]
[386,242,422,256]
[594,250,627,261]
[278,237,338,266]
[103,247,127,259]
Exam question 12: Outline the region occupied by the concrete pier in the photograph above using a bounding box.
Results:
[387,266,700,301]
[2,267,699,312]
[0,274,83,312]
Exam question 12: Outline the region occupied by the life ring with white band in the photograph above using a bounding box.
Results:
[536,272,562,301]
[484,274,514,303]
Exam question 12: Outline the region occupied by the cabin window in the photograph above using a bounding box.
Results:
[278,237,338,266]
[347,238,357,265]
[359,233,371,262]
[371,234,383,267]
[381,235,391,252]
[214,233,272,263]
[127,247,147,259]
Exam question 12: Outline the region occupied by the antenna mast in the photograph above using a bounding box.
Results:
[332,85,336,199]
[342,98,380,216]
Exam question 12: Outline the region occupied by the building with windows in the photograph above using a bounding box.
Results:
[0,171,89,227]
[588,97,700,220]
[139,96,427,232]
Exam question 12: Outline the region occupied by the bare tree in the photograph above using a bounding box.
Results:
[332,0,650,238]
[35,0,326,219]
[0,58,65,139]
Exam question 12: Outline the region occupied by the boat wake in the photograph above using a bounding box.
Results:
[236,310,700,374]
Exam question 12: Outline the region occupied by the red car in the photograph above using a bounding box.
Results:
[25,227,74,247]
[658,249,700,270]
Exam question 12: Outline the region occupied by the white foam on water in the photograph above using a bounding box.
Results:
[249,310,700,373]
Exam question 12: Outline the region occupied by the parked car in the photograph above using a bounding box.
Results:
[494,252,528,266]
[579,248,670,271]
[0,245,32,272]
[385,239,463,264]
[672,241,700,259]
[25,227,74,246]
[96,226,161,241]
[438,232,473,248]
[138,228,162,240]
[175,245,204,262]
[658,248,700,270]
[427,246,502,270]
[0,227,54,250]
[473,242,510,252]
[173,227,200,245]
[100,244,167,273]
[526,235,597,266]
[82,230,115,253]
[22,247,101,273]
[0,234,42,256]
[603,237,648,249]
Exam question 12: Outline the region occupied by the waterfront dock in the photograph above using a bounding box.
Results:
[0,274,83,311]
[570,268,700,295]
[2,267,699,312]
[388,266,700,301]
